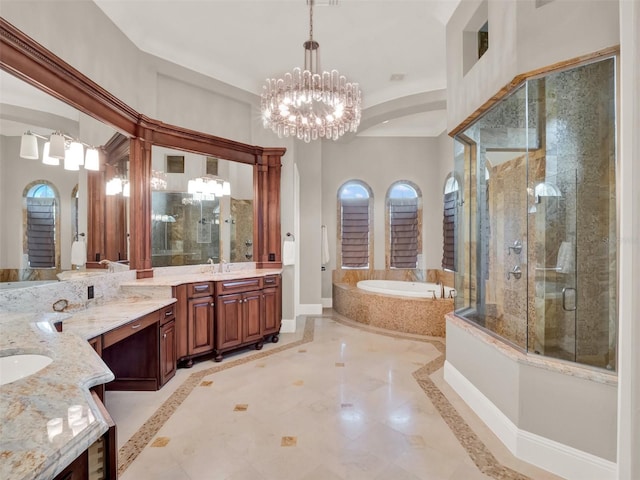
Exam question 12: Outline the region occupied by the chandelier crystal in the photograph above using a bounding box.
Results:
[261,0,361,143]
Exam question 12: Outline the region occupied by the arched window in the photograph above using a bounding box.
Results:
[387,181,422,269]
[24,181,59,269]
[442,172,460,271]
[338,180,372,269]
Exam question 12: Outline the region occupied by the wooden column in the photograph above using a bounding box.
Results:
[129,137,153,278]
[254,148,285,268]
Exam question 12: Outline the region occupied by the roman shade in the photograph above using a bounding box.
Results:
[341,198,369,268]
[390,198,418,268]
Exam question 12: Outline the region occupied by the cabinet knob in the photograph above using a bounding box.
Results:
[163,333,167,339]
[211,302,215,307]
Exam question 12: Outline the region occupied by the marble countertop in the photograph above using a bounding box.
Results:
[119,268,283,288]
[61,297,176,340]
[0,297,176,480]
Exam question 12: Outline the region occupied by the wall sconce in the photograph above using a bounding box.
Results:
[19,130,101,171]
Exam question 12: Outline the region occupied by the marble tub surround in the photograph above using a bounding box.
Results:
[333,268,454,287]
[0,312,115,480]
[333,282,452,336]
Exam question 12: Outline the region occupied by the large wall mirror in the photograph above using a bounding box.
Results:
[0,18,284,281]
[0,69,128,285]
[150,146,254,267]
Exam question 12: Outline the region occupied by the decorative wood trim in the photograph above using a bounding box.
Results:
[138,115,259,165]
[449,45,620,137]
[0,18,139,136]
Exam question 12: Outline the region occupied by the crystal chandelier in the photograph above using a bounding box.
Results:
[261,0,362,143]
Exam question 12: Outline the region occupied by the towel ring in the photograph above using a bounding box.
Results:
[286,232,295,241]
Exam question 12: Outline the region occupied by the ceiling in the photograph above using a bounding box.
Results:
[93,0,460,138]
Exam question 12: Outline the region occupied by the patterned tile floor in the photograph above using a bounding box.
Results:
[106,311,563,480]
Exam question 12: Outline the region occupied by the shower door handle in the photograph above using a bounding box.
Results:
[562,287,577,311]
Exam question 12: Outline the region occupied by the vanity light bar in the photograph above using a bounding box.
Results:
[19,130,101,171]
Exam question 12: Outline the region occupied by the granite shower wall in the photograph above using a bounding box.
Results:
[535,59,617,368]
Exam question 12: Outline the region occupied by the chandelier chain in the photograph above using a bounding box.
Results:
[309,0,314,43]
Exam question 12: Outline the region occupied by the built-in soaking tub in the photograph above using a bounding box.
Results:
[333,280,454,337]
[356,280,456,299]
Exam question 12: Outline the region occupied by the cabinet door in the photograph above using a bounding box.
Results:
[262,287,280,336]
[216,294,243,350]
[160,320,176,386]
[188,296,214,356]
[243,291,263,343]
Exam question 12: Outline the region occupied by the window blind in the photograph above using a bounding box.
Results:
[390,198,418,268]
[27,198,56,268]
[341,198,369,268]
[442,191,456,271]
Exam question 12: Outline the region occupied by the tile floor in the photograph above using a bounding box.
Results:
[105,311,563,480]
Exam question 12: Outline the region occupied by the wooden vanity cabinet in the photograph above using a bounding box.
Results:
[214,276,282,362]
[159,304,176,386]
[173,282,215,367]
[262,275,282,343]
[215,278,264,361]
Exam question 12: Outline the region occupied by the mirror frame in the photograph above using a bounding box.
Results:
[0,18,285,278]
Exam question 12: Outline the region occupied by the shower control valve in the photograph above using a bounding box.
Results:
[507,265,522,280]
[508,240,523,255]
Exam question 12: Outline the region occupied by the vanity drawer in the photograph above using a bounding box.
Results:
[103,311,159,348]
[187,282,214,298]
[263,275,280,288]
[160,304,176,326]
[215,277,262,295]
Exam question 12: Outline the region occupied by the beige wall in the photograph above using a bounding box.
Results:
[446,0,619,133]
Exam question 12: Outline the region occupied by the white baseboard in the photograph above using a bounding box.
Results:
[444,361,617,480]
[296,303,323,315]
[280,318,296,333]
[322,297,332,308]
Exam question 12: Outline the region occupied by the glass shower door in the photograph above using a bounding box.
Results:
[529,169,577,361]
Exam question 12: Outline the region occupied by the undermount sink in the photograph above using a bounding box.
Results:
[0,354,53,386]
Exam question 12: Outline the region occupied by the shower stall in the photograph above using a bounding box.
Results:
[453,57,617,371]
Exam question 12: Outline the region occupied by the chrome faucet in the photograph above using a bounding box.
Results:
[219,259,228,273]
[207,258,215,274]
[99,259,115,273]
